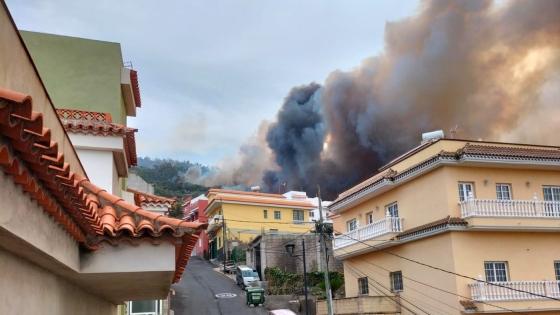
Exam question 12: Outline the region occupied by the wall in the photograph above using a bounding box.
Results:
[216,203,312,247]
[20,31,127,124]
[0,249,116,315]
[0,2,85,178]
[77,149,117,195]
[343,233,460,315]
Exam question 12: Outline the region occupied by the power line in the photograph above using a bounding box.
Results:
[334,228,559,303]
[335,244,522,313]
[345,264,430,315]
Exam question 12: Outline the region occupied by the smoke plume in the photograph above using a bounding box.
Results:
[189,0,560,199]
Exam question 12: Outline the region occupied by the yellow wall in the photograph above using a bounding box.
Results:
[338,165,560,233]
[208,202,312,248]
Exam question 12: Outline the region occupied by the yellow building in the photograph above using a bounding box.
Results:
[329,138,560,314]
[205,189,315,260]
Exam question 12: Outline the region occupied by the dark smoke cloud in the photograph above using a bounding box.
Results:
[190,0,560,199]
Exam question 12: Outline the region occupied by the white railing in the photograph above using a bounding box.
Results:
[469,280,560,301]
[460,199,560,218]
[334,217,403,249]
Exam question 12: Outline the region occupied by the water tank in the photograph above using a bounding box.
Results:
[421,130,445,143]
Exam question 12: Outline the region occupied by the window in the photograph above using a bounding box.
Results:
[347,219,357,232]
[366,212,374,224]
[484,261,509,282]
[293,209,304,223]
[358,277,369,295]
[458,182,475,201]
[496,184,512,200]
[263,209,268,219]
[555,261,560,281]
[129,300,160,315]
[309,210,314,219]
[390,271,403,292]
[385,202,399,217]
[274,210,281,220]
[543,186,560,216]
[269,228,279,233]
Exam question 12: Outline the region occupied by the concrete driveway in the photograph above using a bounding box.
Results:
[170,256,268,315]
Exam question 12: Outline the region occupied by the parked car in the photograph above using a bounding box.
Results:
[268,310,296,315]
[235,265,260,289]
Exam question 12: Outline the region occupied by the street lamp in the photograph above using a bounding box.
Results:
[285,239,309,315]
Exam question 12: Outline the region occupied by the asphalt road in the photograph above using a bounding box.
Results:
[170,257,268,315]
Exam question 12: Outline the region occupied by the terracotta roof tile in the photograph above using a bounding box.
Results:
[397,216,467,239]
[56,109,138,167]
[130,69,141,107]
[335,169,396,202]
[460,143,560,159]
[0,87,206,283]
[127,188,176,207]
[209,193,315,210]
[208,188,286,199]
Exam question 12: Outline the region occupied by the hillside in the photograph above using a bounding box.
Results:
[131,157,209,198]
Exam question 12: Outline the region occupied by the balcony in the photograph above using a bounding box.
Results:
[461,199,560,218]
[207,214,223,233]
[469,280,560,301]
[333,217,403,250]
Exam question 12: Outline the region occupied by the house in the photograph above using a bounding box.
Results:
[0,2,205,314]
[183,194,209,258]
[283,190,333,222]
[205,189,315,261]
[329,135,560,314]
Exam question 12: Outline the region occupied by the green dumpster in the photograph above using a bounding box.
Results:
[245,287,265,306]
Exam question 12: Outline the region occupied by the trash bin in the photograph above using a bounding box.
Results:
[246,287,265,306]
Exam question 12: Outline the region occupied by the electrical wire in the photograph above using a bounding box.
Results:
[333,228,560,302]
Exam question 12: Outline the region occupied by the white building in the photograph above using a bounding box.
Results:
[283,191,333,222]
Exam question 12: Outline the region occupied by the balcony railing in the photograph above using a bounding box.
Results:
[334,217,403,249]
[460,199,560,218]
[469,280,560,301]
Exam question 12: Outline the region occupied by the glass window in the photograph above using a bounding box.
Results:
[555,261,560,281]
[130,300,157,314]
[390,271,403,292]
[386,202,399,217]
[347,219,357,232]
[358,277,369,295]
[263,209,268,219]
[274,210,281,220]
[496,184,512,200]
[543,186,560,201]
[366,212,374,224]
[458,182,475,201]
[484,261,509,282]
[293,209,304,223]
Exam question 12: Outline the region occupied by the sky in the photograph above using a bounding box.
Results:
[6,0,419,165]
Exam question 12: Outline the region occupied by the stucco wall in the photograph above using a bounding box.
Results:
[0,3,85,178]
[76,149,116,195]
[19,30,127,124]
[0,249,116,315]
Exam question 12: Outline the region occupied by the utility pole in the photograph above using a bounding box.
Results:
[302,238,309,315]
[317,186,334,315]
[222,216,228,273]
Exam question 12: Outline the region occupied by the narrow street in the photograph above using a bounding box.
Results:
[170,257,268,315]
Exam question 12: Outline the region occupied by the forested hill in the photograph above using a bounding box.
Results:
[131,157,208,198]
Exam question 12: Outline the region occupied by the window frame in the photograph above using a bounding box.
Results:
[366,211,374,224]
[385,202,399,217]
[543,186,560,202]
[554,261,560,281]
[274,210,282,220]
[358,277,369,295]
[458,182,475,202]
[293,209,304,224]
[496,183,512,200]
[484,261,509,282]
[347,218,357,232]
[390,271,403,292]
[263,209,268,219]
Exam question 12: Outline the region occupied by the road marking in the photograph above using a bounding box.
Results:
[215,292,237,299]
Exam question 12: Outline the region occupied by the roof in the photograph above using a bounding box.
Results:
[127,188,176,207]
[206,190,315,213]
[396,216,467,240]
[130,69,141,107]
[0,87,206,282]
[331,140,560,212]
[56,108,138,166]
[207,188,286,199]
